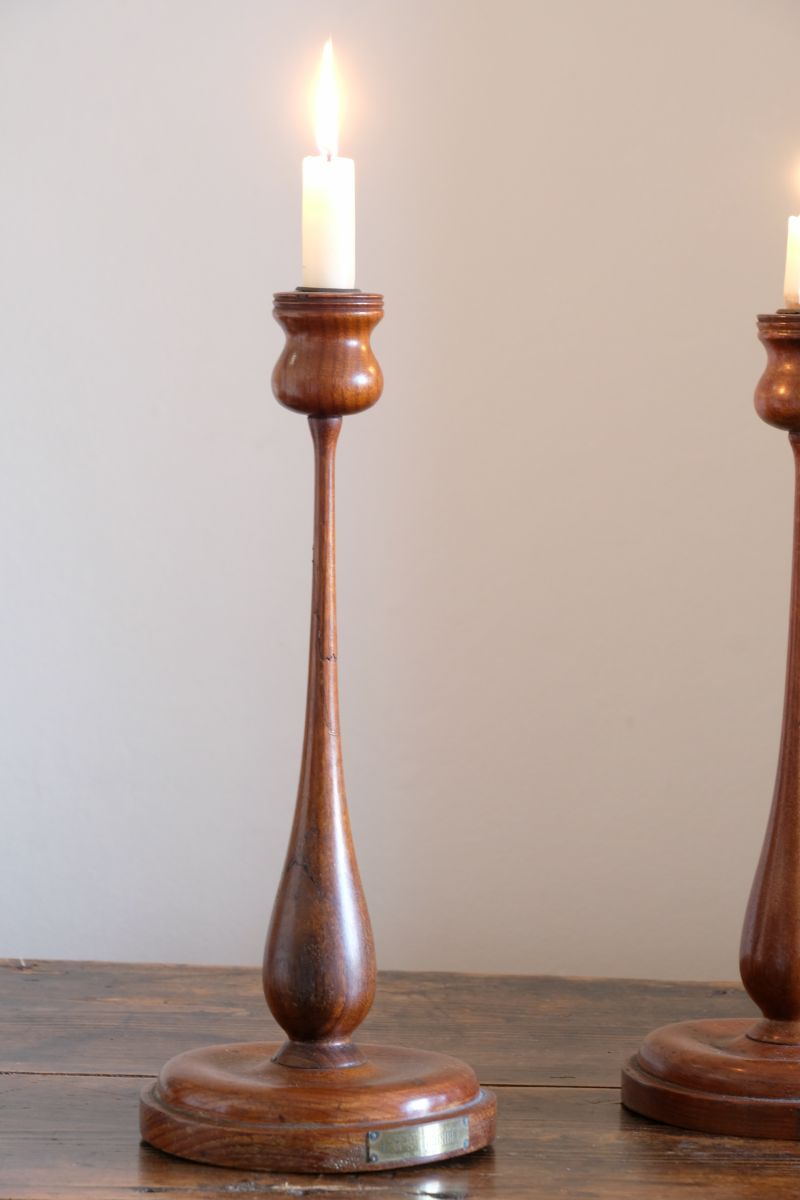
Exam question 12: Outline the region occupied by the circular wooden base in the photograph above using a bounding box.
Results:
[622,1017,800,1138]
[140,1042,496,1173]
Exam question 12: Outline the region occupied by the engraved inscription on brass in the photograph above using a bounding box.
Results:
[366,1115,469,1165]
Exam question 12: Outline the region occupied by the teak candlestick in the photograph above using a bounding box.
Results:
[139,290,496,1172]
[621,310,800,1138]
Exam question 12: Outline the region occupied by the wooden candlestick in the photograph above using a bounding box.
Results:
[621,310,800,1138]
[139,290,496,1172]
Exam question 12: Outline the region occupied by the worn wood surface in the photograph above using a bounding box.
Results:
[0,960,754,1083]
[4,959,790,1199]
[8,1076,800,1199]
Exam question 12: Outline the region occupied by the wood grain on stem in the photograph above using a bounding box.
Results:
[264,415,376,1068]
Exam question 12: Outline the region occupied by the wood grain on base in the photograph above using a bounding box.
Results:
[140,1042,494,1172]
[622,1017,800,1138]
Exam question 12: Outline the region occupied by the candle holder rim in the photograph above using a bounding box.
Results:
[758,310,800,328]
[274,289,383,309]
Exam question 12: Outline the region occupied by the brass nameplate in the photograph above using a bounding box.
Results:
[366,1116,469,1165]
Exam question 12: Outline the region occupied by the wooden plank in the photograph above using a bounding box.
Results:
[0,961,756,1087]
[3,1074,800,1199]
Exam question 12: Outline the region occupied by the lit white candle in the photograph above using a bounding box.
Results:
[302,40,355,290]
[784,216,800,310]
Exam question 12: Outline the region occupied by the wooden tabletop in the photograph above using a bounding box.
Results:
[4,958,799,1198]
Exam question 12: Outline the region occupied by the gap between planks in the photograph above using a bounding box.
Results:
[0,1069,617,1090]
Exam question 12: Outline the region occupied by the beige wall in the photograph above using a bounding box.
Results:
[2,0,800,979]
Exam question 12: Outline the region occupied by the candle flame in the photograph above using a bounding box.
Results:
[314,38,339,158]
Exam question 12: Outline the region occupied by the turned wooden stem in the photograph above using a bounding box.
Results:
[264,416,375,1068]
[263,291,384,1070]
[740,314,800,1039]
